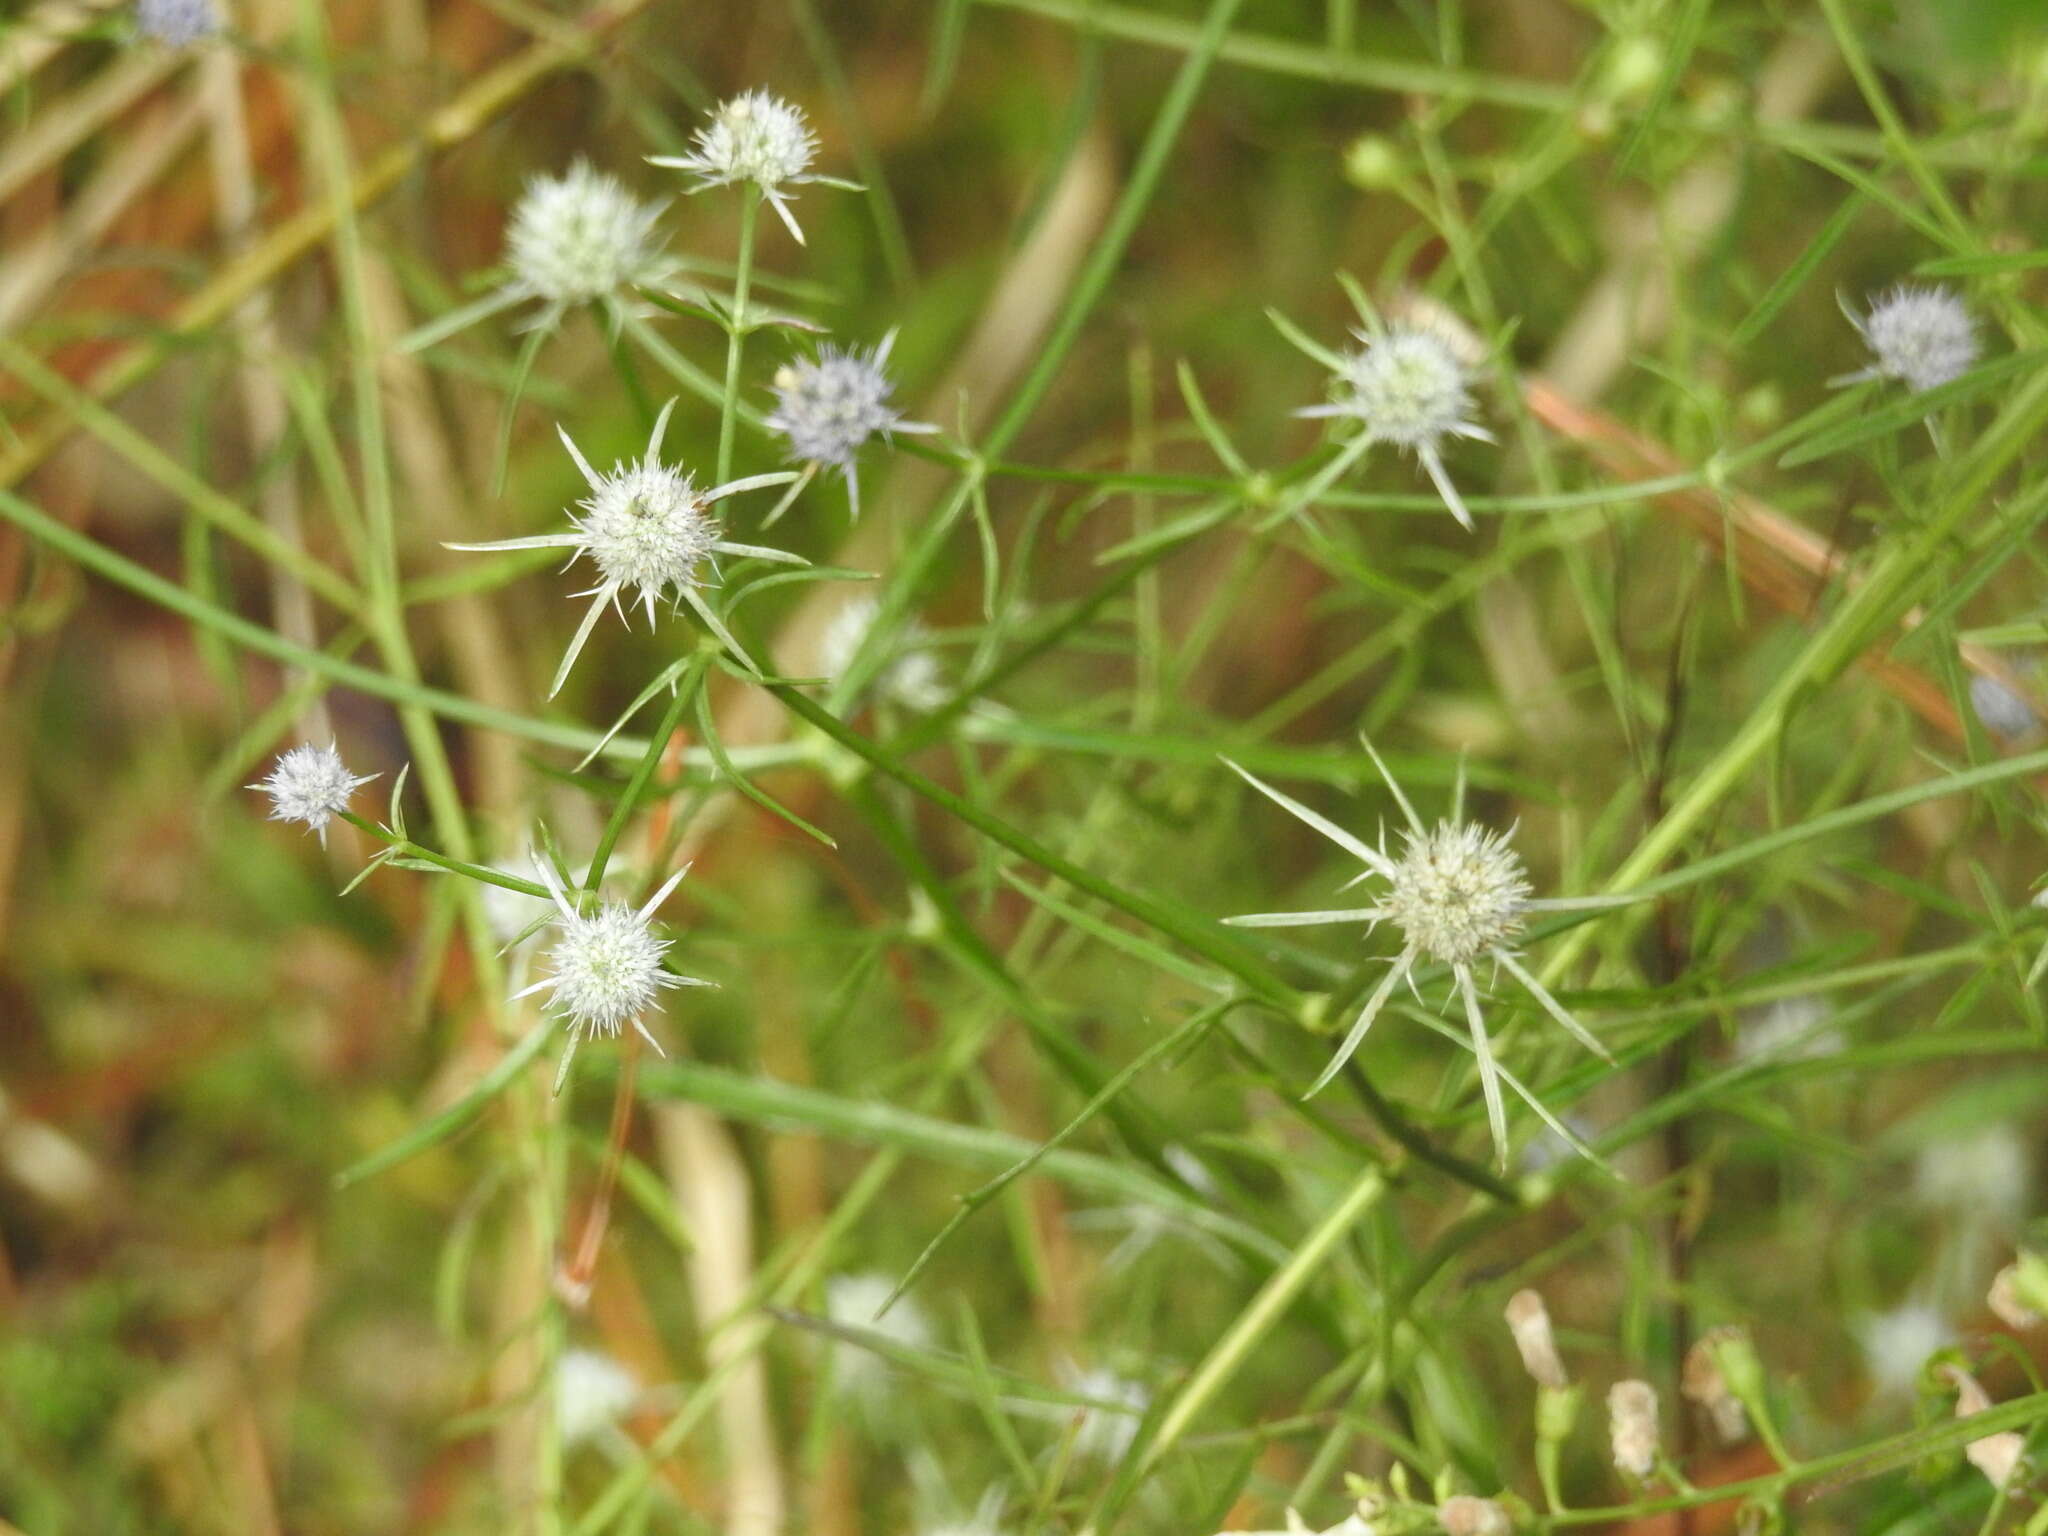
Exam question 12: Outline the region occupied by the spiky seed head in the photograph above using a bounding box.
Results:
[683,90,817,193]
[1326,327,1481,450]
[506,162,668,308]
[1853,284,1979,393]
[1383,820,1531,966]
[251,743,373,840]
[770,344,906,467]
[1608,1380,1660,1479]
[556,1349,639,1446]
[541,897,682,1039]
[136,0,219,45]
[576,461,721,605]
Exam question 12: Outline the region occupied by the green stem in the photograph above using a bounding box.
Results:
[584,660,705,893]
[717,186,760,485]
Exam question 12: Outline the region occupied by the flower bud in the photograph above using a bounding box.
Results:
[1943,1364,2027,1491]
[1607,1379,1660,1479]
[1988,1264,2041,1331]
[1438,1495,1510,1536]
[1504,1290,1568,1389]
[1682,1327,1750,1443]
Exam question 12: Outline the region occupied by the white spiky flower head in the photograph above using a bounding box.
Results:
[516,859,710,1076]
[446,401,802,694]
[556,1348,640,1446]
[1856,1300,1951,1397]
[136,0,219,45]
[818,593,947,712]
[824,1272,934,1401]
[1845,284,1979,394]
[1914,1124,2030,1224]
[1226,745,1630,1164]
[649,90,833,244]
[1299,323,1493,530]
[504,162,672,315]
[1058,1364,1150,1464]
[767,334,936,520]
[250,742,375,845]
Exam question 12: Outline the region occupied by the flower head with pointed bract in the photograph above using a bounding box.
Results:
[516,858,711,1072]
[1299,324,1493,530]
[1225,744,1628,1164]
[766,334,936,520]
[250,743,375,845]
[1845,284,1979,394]
[445,401,800,693]
[649,90,836,244]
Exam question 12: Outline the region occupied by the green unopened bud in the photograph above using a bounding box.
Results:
[1343,134,1404,190]
[1536,1383,1582,1444]
[1601,35,1662,103]
[2012,1251,2048,1318]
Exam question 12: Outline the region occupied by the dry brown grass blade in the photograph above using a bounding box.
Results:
[1523,374,2042,750]
[0,0,658,494]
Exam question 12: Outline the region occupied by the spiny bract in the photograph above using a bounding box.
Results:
[250,743,375,844]
[504,162,670,311]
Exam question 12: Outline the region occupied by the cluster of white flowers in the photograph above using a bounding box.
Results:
[768,335,936,519]
[1845,284,1979,394]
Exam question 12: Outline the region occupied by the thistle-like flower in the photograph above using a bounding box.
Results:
[1225,745,1625,1162]
[136,0,219,45]
[446,401,800,694]
[1059,1364,1150,1464]
[818,593,947,712]
[1856,1301,1951,1397]
[504,162,673,321]
[556,1348,641,1446]
[824,1272,935,1403]
[250,743,375,845]
[1299,324,1492,530]
[405,163,674,351]
[1842,284,1979,394]
[766,335,936,520]
[516,858,709,1076]
[649,90,838,244]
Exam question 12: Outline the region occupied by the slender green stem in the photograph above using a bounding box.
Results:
[717,186,760,485]
[584,659,705,893]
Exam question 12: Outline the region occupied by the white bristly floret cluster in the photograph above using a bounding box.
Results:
[136,0,219,45]
[504,162,672,315]
[767,334,935,519]
[1846,283,1979,394]
[650,90,829,243]
[1299,324,1493,530]
[1227,744,1626,1162]
[818,593,947,712]
[1856,1300,1952,1397]
[446,401,803,694]
[556,1349,640,1446]
[518,860,707,1057]
[824,1272,933,1403]
[250,743,375,844]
